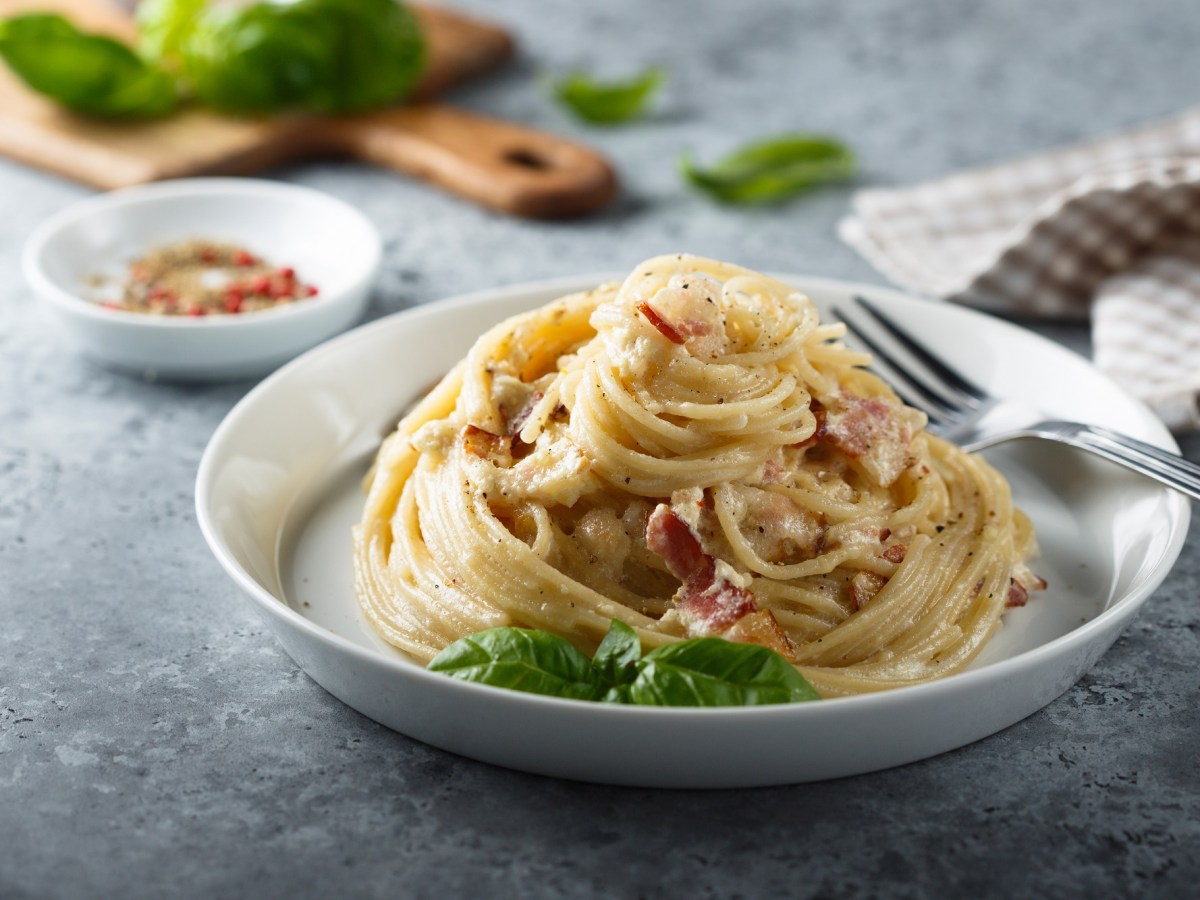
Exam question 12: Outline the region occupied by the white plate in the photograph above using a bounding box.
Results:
[195,274,1190,787]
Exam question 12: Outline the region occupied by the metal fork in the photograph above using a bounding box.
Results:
[831,296,1200,502]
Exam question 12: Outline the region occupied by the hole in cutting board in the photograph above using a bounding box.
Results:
[503,148,552,170]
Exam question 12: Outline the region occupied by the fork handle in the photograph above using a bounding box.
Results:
[1038,421,1200,502]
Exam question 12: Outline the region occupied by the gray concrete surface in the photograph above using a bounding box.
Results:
[2,0,1199,896]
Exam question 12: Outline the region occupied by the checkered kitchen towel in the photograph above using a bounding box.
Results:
[839,108,1200,431]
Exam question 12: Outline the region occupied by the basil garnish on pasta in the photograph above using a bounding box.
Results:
[428,627,602,701]
[550,66,665,124]
[681,134,856,204]
[429,619,821,706]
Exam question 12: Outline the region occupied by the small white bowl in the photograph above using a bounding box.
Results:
[23,178,382,381]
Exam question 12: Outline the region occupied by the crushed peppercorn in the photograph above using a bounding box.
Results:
[94,239,318,317]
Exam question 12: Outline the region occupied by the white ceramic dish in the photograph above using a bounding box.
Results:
[195,274,1190,787]
[23,178,381,381]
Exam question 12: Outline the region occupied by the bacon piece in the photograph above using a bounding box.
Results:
[646,504,757,636]
[646,504,712,584]
[677,579,759,635]
[462,424,511,460]
[637,301,685,344]
[760,456,787,484]
[1006,578,1029,608]
[1006,567,1047,608]
[723,610,797,661]
[882,544,906,564]
[819,392,923,487]
[504,390,544,437]
[675,318,712,338]
[848,571,887,611]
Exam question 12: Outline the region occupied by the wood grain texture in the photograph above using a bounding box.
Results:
[0,0,615,216]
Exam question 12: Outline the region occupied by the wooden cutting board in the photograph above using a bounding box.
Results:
[0,0,617,217]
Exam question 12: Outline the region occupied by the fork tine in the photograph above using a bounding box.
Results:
[853,296,989,403]
[831,304,962,426]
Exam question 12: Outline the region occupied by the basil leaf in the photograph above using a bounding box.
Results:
[428,627,601,700]
[628,639,820,706]
[179,0,425,115]
[136,0,206,70]
[0,14,177,118]
[681,134,855,204]
[602,684,633,704]
[591,619,641,687]
[551,66,664,124]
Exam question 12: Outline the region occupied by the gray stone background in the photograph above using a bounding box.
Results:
[2,0,1199,896]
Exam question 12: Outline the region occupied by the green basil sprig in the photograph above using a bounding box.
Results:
[551,66,665,124]
[429,619,820,707]
[0,13,178,118]
[0,0,425,119]
[681,134,856,204]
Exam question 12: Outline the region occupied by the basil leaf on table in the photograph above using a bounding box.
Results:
[428,627,602,701]
[681,134,856,204]
[630,639,821,706]
[0,14,177,118]
[551,66,664,124]
[177,0,426,115]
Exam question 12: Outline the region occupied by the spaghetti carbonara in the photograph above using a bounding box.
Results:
[354,255,1044,697]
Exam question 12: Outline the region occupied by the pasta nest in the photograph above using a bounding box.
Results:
[355,255,1041,696]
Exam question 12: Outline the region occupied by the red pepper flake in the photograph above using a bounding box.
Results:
[224,294,243,314]
[637,301,684,344]
[233,250,257,267]
[250,275,271,295]
[187,305,205,317]
[279,266,295,281]
[304,285,319,297]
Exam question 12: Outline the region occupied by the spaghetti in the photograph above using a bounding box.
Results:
[354,255,1043,697]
